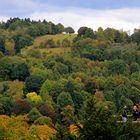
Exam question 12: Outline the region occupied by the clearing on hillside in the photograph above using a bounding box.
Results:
[21,34,76,57]
[31,34,77,48]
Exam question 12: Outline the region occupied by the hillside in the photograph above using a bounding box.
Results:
[1,18,140,139]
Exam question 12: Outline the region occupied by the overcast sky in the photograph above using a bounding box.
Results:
[0,0,140,32]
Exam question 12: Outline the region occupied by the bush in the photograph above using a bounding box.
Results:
[46,39,56,48]
[27,49,42,58]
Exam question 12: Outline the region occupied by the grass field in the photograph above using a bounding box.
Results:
[31,34,77,47]
[21,34,76,57]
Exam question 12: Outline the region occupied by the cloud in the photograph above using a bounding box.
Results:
[0,16,9,22]
[0,0,53,17]
[0,0,140,33]
[30,7,140,33]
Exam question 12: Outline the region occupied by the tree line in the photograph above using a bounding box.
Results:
[0,18,75,54]
[1,18,140,139]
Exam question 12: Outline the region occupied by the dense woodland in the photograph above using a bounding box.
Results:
[1,18,140,139]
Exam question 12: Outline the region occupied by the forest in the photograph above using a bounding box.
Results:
[1,18,140,139]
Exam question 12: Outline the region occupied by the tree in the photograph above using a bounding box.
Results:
[120,96,133,112]
[3,80,24,100]
[73,38,93,52]
[36,23,48,35]
[104,28,116,43]
[77,27,95,38]
[26,92,42,106]
[26,25,40,37]
[132,29,140,44]
[56,23,64,33]
[70,91,88,112]
[0,57,13,80]
[129,86,140,104]
[108,48,122,60]
[4,38,15,55]
[30,125,56,140]
[40,78,66,103]
[38,103,56,121]
[85,77,98,94]
[43,58,56,69]
[64,27,75,34]
[136,51,140,65]
[46,22,53,34]
[104,28,128,43]
[52,62,69,75]
[93,49,108,61]
[114,83,130,109]
[60,105,75,125]
[34,116,53,126]
[0,126,4,140]
[0,57,28,81]
[107,59,129,75]
[4,18,20,28]
[122,50,136,64]
[27,107,42,123]
[0,95,12,115]
[77,95,140,140]
[57,92,74,108]
[0,115,35,139]
[53,123,76,140]
[10,63,29,81]
[0,36,5,54]
[39,80,54,100]
[25,74,45,93]
[85,28,95,38]
[130,62,140,74]
[12,99,31,115]
[96,27,105,40]
[78,27,88,36]
[13,33,33,53]
[8,20,23,31]
[78,95,118,139]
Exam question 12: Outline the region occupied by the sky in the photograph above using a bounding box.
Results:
[0,0,140,32]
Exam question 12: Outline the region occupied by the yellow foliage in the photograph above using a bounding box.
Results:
[0,115,33,140]
[69,124,83,137]
[35,125,56,140]
[26,92,42,103]
[0,115,56,140]
[5,39,15,55]
[69,124,79,136]
[74,77,82,83]
[5,80,24,100]
[94,89,105,102]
